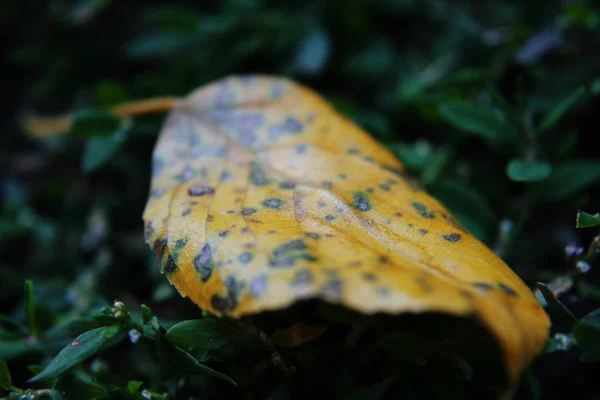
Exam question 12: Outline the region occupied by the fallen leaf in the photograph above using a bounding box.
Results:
[142,75,549,383]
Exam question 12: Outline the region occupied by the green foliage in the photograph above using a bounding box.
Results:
[3,0,600,398]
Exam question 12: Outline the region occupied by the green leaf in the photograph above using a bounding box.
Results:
[30,325,125,382]
[81,129,128,173]
[380,332,437,362]
[0,359,13,390]
[166,319,249,352]
[95,80,128,107]
[506,159,552,182]
[141,304,153,325]
[72,109,121,137]
[541,160,600,201]
[439,101,515,145]
[421,148,452,187]
[573,309,600,362]
[388,140,432,171]
[536,283,577,328]
[24,280,38,337]
[577,211,600,228]
[537,86,586,134]
[0,340,41,360]
[160,340,236,386]
[127,380,144,395]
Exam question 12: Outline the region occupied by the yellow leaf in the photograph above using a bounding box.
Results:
[142,75,549,383]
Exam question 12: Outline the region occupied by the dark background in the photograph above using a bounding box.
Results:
[2,0,600,399]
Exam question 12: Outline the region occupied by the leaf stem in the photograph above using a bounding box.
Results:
[22,96,184,138]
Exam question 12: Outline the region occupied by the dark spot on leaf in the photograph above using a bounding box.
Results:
[207,215,214,222]
[339,173,347,179]
[182,208,191,217]
[349,261,363,267]
[219,230,229,237]
[412,202,426,212]
[250,275,267,297]
[325,215,336,221]
[164,254,177,274]
[473,282,493,291]
[220,169,233,181]
[379,183,390,191]
[415,277,433,292]
[498,283,517,296]
[283,116,303,133]
[279,180,295,189]
[322,279,342,300]
[239,252,253,264]
[378,256,389,263]
[442,233,461,243]
[211,292,237,312]
[352,193,371,212]
[152,238,167,264]
[176,167,196,182]
[295,144,308,154]
[394,212,403,217]
[346,147,359,155]
[188,185,215,196]
[292,270,313,286]
[419,229,428,235]
[241,227,251,234]
[378,287,390,297]
[263,198,283,209]
[322,180,333,189]
[305,232,321,239]
[270,256,296,268]
[316,200,327,208]
[151,188,166,198]
[363,273,377,281]
[241,207,258,216]
[273,240,307,256]
[366,188,375,194]
[250,162,270,186]
[194,244,213,282]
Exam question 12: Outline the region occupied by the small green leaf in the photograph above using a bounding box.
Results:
[127,380,144,395]
[537,86,586,134]
[541,160,600,201]
[536,283,577,328]
[166,319,249,351]
[141,304,153,325]
[0,359,13,390]
[0,340,41,360]
[421,148,452,187]
[573,309,600,362]
[95,80,128,107]
[24,280,38,337]
[577,211,600,228]
[72,109,121,137]
[82,129,128,173]
[439,101,515,145]
[30,325,125,382]
[161,340,236,386]
[506,159,552,182]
